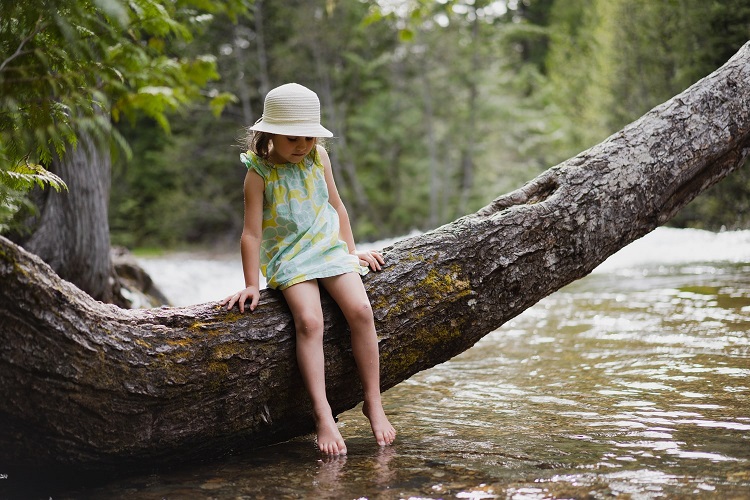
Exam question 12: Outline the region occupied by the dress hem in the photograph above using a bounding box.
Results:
[273,266,368,290]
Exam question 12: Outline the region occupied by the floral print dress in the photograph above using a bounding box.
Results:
[241,150,366,290]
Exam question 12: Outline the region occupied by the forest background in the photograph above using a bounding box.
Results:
[5,0,750,250]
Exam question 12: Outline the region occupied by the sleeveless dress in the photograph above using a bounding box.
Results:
[240,150,367,290]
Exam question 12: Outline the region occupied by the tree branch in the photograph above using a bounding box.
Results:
[0,17,46,74]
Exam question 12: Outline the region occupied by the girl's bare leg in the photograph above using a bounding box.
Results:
[321,273,396,447]
[282,280,346,455]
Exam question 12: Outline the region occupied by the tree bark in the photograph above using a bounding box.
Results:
[21,126,115,303]
[1,42,749,470]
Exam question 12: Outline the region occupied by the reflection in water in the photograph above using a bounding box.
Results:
[17,229,750,498]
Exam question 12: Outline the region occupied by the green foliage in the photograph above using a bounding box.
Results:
[107,0,750,248]
[0,0,250,232]
[0,158,67,232]
[3,0,747,248]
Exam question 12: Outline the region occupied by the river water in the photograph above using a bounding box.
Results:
[30,228,750,498]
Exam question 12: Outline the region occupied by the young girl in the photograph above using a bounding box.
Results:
[221,83,396,455]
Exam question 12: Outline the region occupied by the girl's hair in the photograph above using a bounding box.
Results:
[248,130,273,159]
[246,129,325,163]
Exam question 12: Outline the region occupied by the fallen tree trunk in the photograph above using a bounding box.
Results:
[1,43,749,470]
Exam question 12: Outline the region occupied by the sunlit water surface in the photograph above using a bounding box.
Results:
[26,229,750,498]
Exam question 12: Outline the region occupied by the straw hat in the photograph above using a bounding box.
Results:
[250,83,333,138]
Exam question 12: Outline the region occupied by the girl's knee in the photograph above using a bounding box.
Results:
[294,312,324,339]
[346,300,375,327]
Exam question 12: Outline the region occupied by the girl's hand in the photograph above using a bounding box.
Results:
[221,286,259,313]
[354,250,385,271]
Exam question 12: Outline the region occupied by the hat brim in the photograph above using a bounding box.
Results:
[250,120,333,138]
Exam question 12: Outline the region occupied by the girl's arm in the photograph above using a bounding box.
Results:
[222,169,264,312]
[318,145,384,271]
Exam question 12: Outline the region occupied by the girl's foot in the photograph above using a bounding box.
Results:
[363,400,396,446]
[315,411,347,455]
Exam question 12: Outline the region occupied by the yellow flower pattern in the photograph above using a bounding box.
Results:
[241,150,366,289]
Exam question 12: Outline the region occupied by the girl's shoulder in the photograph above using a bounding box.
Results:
[240,150,272,178]
[314,144,329,164]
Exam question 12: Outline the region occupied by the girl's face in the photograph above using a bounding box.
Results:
[269,135,316,164]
